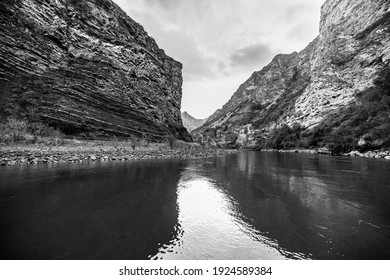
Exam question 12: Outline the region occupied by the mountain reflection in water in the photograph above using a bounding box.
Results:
[0,160,183,259]
[1,151,390,259]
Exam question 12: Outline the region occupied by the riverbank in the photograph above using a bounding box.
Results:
[0,140,237,166]
[3,141,389,167]
[260,148,390,160]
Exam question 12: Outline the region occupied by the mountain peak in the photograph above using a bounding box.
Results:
[181,112,207,132]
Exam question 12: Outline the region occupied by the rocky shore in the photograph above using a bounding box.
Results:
[0,141,237,167]
[2,142,389,167]
[260,148,390,160]
[345,150,390,160]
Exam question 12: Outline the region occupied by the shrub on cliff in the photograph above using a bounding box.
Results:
[0,118,31,143]
[166,135,176,149]
[0,117,63,144]
[257,123,303,149]
[29,122,63,138]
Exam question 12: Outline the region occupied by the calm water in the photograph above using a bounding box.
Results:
[1,151,390,259]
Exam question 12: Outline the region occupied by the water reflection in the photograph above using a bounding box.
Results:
[207,152,390,259]
[0,160,183,259]
[153,164,287,260]
[154,152,390,259]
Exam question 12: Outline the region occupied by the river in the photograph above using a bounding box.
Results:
[1,151,389,259]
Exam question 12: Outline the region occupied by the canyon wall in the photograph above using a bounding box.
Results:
[0,0,191,141]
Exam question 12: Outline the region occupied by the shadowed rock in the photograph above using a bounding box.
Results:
[0,0,191,142]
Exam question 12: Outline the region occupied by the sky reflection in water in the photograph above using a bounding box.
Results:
[152,166,296,260]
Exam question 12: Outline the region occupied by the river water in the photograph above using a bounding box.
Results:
[1,151,390,259]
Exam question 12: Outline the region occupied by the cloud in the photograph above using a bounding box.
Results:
[279,2,322,45]
[144,0,182,9]
[229,43,273,69]
[217,62,226,70]
[155,29,217,81]
[287,23,316,42]
[283,3,313,23]
[216,62,230,77]
[142,0,210,22]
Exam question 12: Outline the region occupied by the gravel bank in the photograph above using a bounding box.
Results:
[0,143,237,166]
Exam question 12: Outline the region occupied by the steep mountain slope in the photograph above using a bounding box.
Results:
[193,0,390,151]
[181,111,207,132]
[0,0,191,141]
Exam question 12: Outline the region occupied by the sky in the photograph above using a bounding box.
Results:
[113,0,325,119]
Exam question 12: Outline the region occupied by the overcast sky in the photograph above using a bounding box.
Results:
[113,0,325,119]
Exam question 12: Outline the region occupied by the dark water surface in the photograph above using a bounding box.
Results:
[1,151,390,259]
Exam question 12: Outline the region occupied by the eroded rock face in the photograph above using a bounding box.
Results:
[291,0,390,129]
[193,0,390,148]
[0,0,191,141]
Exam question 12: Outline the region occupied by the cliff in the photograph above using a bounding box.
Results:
[0,0,191,141]
[193,0,390,152]
[181,111,206,132]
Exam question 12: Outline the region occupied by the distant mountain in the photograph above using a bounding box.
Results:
[193,0,390,153]
[181,112,207,132]
[0,0,191,142]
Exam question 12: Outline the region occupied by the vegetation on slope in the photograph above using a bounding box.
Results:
[255,66,390,154]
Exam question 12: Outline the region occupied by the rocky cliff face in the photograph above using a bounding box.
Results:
[0,0,191,141]
[193,0,390,149]
[181,111,206,132]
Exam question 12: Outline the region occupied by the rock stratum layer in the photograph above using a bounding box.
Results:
[194,0,390,150]
[0,0,191,141]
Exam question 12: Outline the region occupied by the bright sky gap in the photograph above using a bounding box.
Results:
[113,0,324,119]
